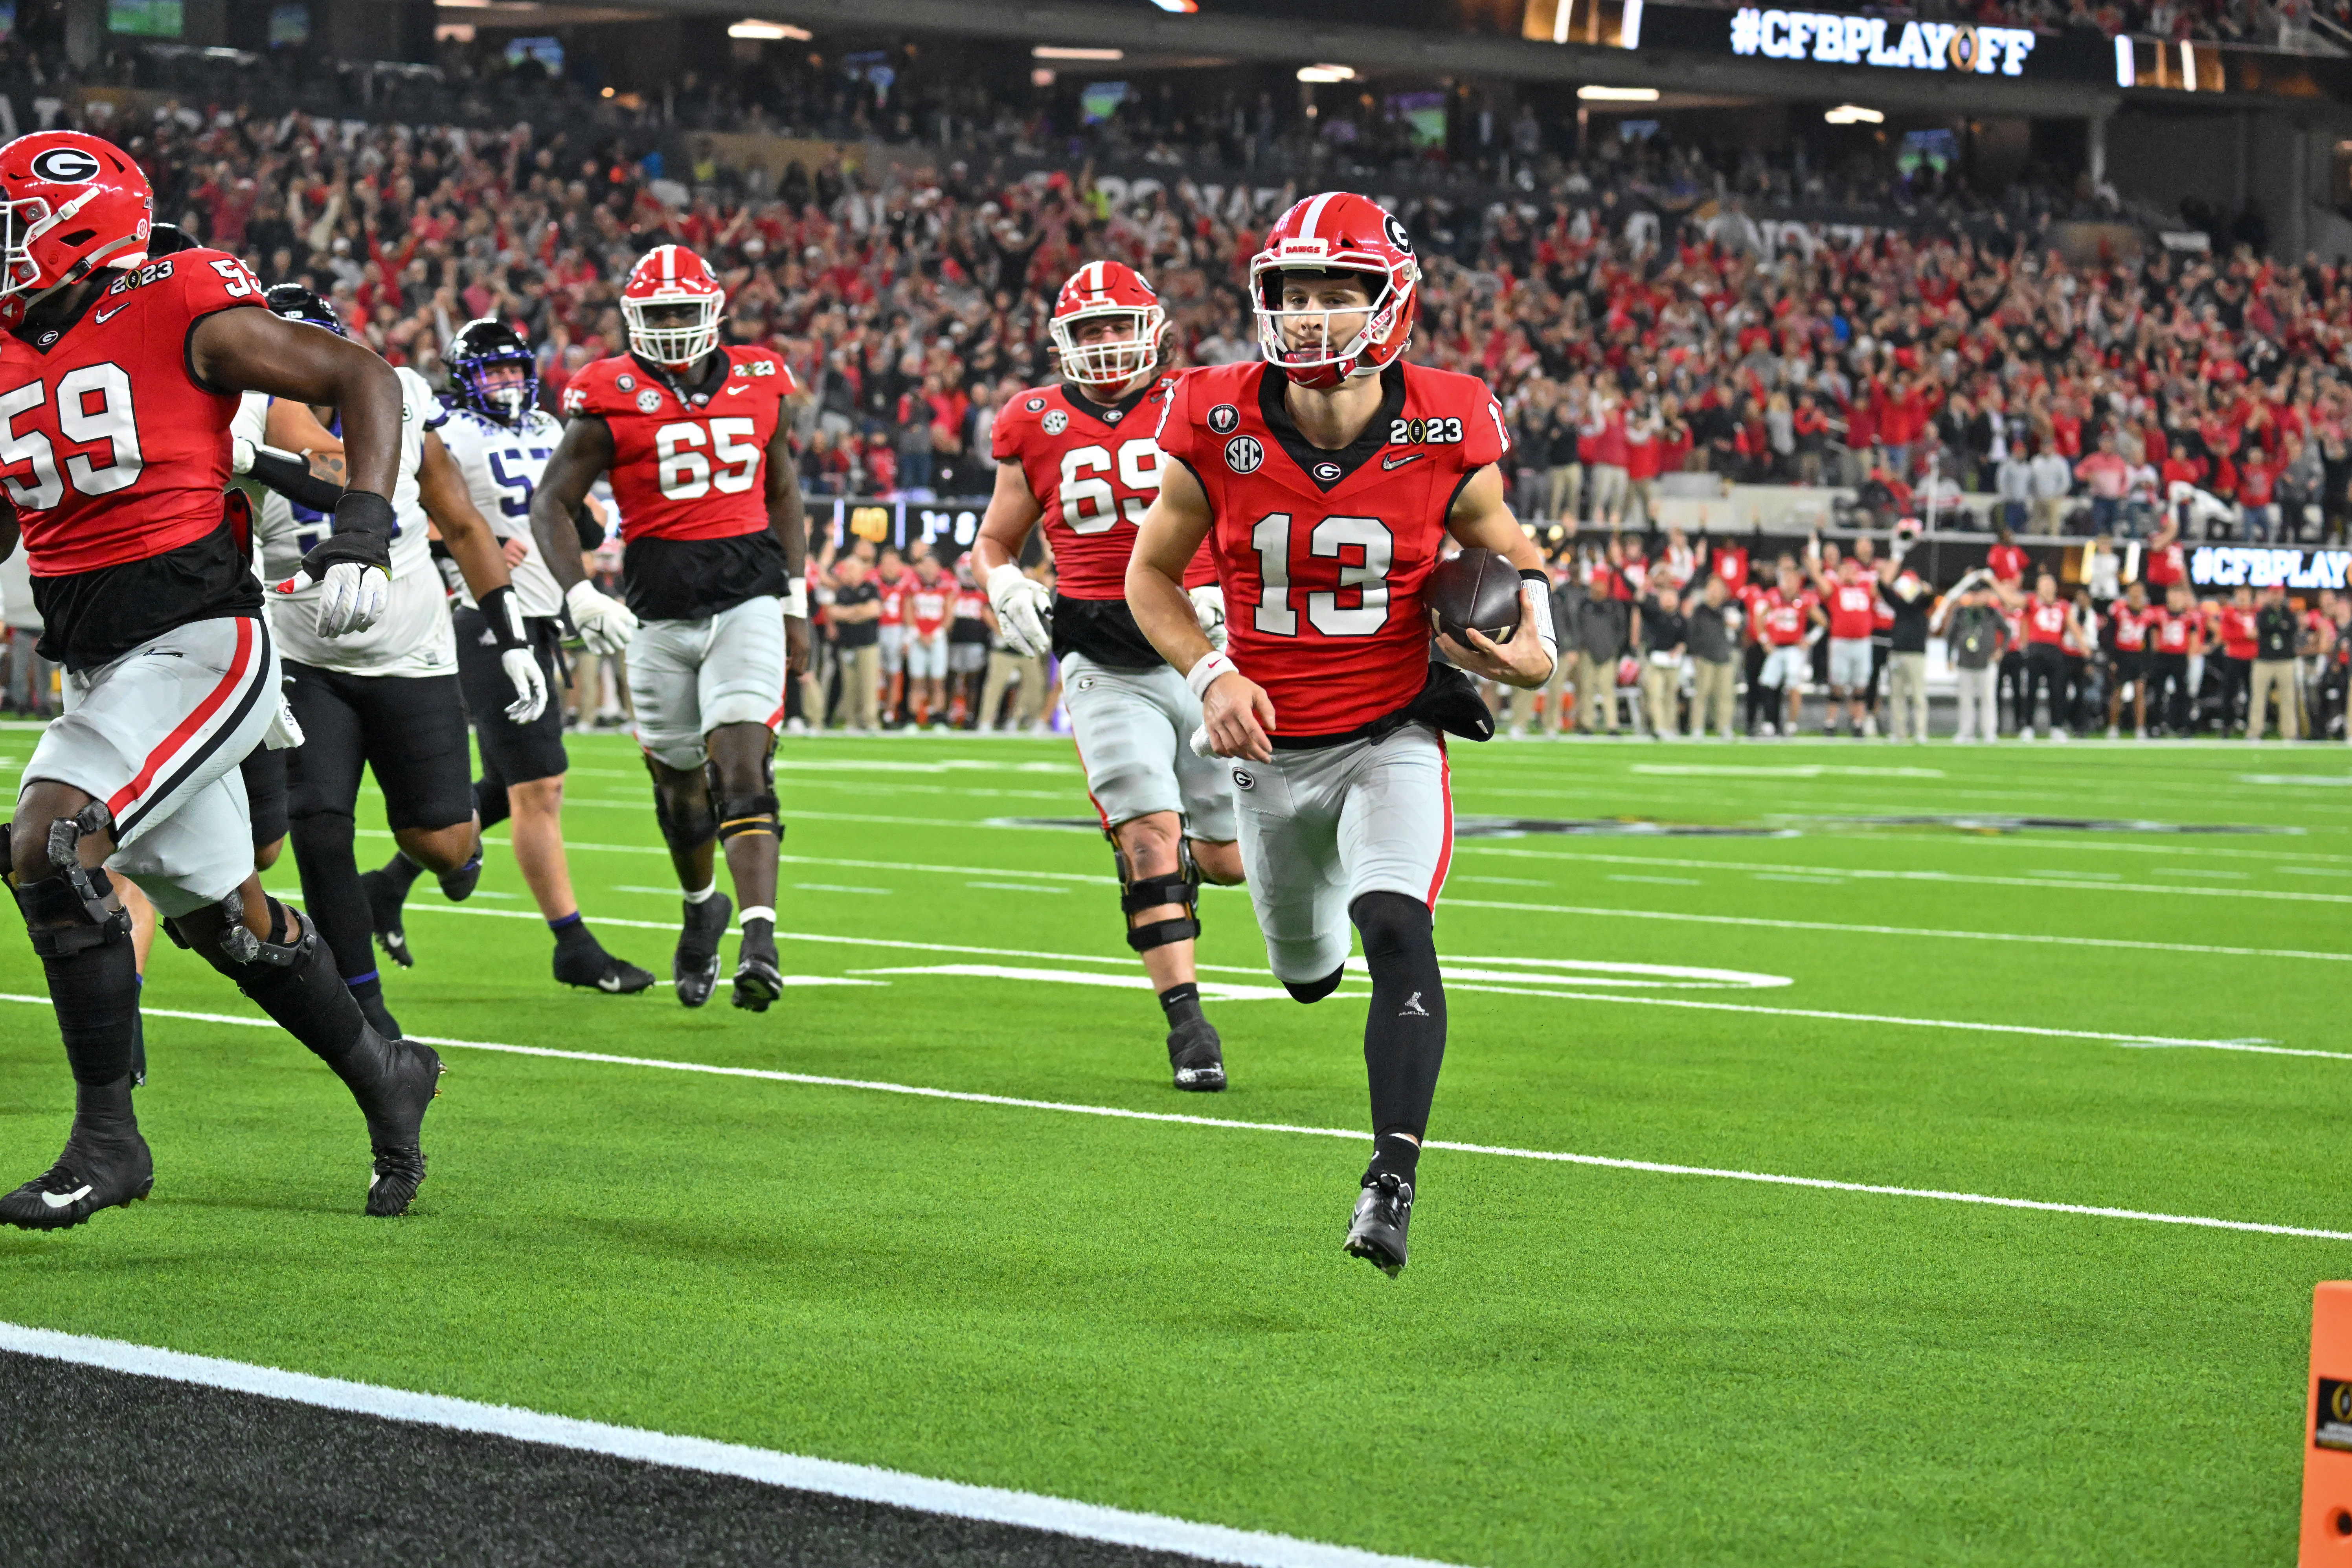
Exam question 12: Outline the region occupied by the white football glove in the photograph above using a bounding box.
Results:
[501,646,549,724]
[262,694,305,751]
[1189,583,1228,651]
[986,562,1053,658]
[285,561,390,638]
[231,435,257,476]
[566,578,639,657]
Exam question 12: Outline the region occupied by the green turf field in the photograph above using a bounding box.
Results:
[3,724,2348,1566]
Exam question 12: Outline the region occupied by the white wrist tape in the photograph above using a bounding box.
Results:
[784,581,808,619]
[1186,650,1237,701]
[1520,570,1558,656]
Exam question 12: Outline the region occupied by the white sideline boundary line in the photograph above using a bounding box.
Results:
[4,995,2346,1243]
[0,1325,1454,1568]
[324,908,2342,1059]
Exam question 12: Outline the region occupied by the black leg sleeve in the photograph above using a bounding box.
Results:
[1351,891,1447,1180]
[288,810,377,984]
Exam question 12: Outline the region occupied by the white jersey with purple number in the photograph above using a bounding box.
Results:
[433,402,564,619]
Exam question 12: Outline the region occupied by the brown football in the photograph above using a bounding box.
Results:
[1427,547,1523,645]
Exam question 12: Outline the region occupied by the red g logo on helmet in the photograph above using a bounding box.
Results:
[1049,260,1166,390]
[0,131,154,316]
[619,243,725,368]
[1250,193,1420,392]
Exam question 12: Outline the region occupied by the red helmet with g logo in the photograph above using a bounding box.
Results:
[620,243,724,368]
[1048,261,1165,389]
[1250,192,1419,391]
[0,130,153,316]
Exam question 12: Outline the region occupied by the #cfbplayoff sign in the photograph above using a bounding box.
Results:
[1729,8,2040,75]
[2189,546,2352,590]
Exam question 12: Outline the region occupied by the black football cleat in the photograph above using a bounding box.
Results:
[1165,1016,1227,1092]
[1344,1173,1413,1277]
[553,940,656,995]
[436,849,483,903]
[732,926,783,1013]
[674,892,731,1009]
[348,1031,443,1218]
[360,868,415,969]
[0,1080,154,1232]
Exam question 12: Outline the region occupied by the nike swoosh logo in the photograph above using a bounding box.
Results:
[724,384,752,395]
[94,303,127,324]
[1381,452,1424,470]
[42,1185,91,1209]
[598,974,628,992]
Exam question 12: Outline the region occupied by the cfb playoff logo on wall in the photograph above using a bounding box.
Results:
[1729,7,2039,75]
[2189,546,2351,590]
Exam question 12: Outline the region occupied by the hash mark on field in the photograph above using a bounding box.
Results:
[2153,869,2253,880]
[2037,870,2125,881]
[1450,875,1552,887]
[795,884,893,896]
[965,881,1069,895]
[1753,873,1845,886]
[2284,867,2352,877]
[1607,874,1702,886]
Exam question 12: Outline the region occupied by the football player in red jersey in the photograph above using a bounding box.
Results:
[1754,561,1824,736]
[2017,573,2078,740]
[528,244,808,1012]
[2106,581,2159,739]
[902,552,951,725]
[973,260,1245,1092]
[2148,582,2201,735]
[1813,553,1879,737]
[1128,195,1557,1274]
[0,131,445,1227]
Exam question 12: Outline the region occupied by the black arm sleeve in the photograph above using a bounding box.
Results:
[246,446,345,514]
[571,503,603,553]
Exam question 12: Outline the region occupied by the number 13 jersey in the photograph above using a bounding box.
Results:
[560,345,794,622]
[1155,360,1507,739]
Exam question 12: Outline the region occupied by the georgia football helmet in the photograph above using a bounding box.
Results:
[1048,261,1165,389]
[1249,192,1420,391]
[0,130,154,316]
[620,244,724,369]
[447,317,539,425]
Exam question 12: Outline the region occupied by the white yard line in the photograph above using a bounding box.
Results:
[0,997,2337,1243]
[0,1325,1453,1568]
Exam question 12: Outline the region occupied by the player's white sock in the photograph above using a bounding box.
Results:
[685,882,719,904]
[738,906,777,928]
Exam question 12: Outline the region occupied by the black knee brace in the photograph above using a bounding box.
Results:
[714,791,782,845]
[13,804,131,960]
[1115,835,1201,952]
[173,895,368,1062]
[651,787,719,852]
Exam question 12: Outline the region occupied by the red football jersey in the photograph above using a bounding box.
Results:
[2216,604,2258,660]
[560,345,795,542]
[992,377,1214,597]
[1156,360,1507,737]
[1756,586,1817,646]
[2024,599,2069,645]
[2153,609,2196,654]
[1823,579,1876,640]
[2111,604,2158,652]
[876,570,906,627]
[908,580,951,636]
[1,248,263,575]
[2144,541,2186,587]
[1988,542,2028,584]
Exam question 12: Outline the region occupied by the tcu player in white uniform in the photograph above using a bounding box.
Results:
[235,286,546,1044]
[359,319,652,995]
[973,260,1244,1093]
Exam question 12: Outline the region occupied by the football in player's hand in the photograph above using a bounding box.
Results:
[1428,547,1522,645]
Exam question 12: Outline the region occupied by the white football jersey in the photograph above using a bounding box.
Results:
[433,401,564,619]
[243,366,454,677]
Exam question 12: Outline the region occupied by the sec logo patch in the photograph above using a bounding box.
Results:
[636,388,662,413]
[1207,403,1239,435]
[1224,435,1263,474]
[1042,410,1069,436]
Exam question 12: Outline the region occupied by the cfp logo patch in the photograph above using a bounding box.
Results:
[29,147,101,184]
[1224,435,1264,474]
[1231,767,1255,790]
[616,373,636,392]
[1025,396,1047,412]
[1207,403,1240,435]
[1042,409,1069,436]
[636,388,663,413]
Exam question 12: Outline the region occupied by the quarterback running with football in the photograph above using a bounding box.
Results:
[233,285,547,1045]
[0,131,443,1227]
[527,244,808,1011]
[973,261,1245,1092]
[359,318,654,996]
[1128,194,1557,1274]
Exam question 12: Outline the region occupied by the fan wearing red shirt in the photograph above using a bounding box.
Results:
[1816,556,1880,735]
[971,261,1244,1093]
[873,546,910,723]
[1755,561,1825,735]
[0,131,447,1228]
[2106,582,2161,737]
[2148,583,2201,735]
[902,553,952,724]
[1129,193,1558,1275]
[534,244,807,1014]
[2208,585,2260,733]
